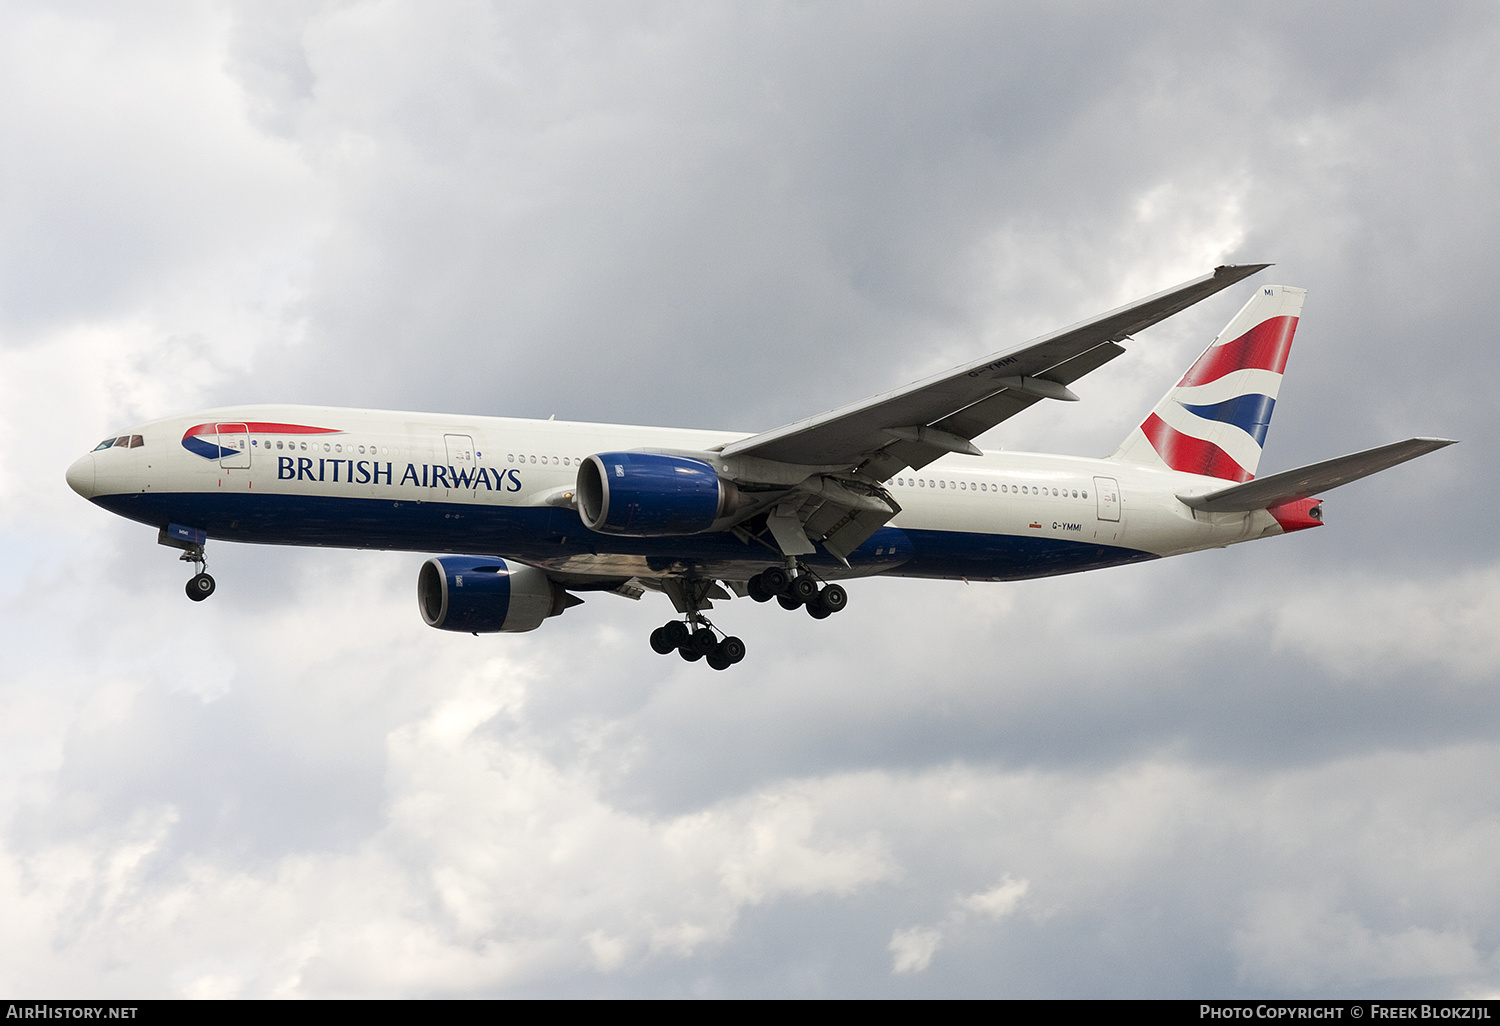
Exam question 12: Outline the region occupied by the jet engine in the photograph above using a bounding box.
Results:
[576,452,739,536]
[417,556,565,633]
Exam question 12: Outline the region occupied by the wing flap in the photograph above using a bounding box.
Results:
[1179,437,1457,512]
[823,507,894,562]
[1039,340,1128,386]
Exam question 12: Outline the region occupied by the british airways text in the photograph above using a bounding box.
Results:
[277,458,523,491]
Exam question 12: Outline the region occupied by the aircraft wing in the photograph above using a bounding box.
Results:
[720,263,1272,478]
[1178,437,1458,513]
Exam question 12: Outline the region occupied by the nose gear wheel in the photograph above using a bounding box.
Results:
[186,572,216,601]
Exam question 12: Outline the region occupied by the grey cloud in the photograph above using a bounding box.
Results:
[4,0,1500,997]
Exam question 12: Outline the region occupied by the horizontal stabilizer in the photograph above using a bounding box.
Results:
[1179,437,1457,512]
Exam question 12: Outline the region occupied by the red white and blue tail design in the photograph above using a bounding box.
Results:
[1112,284,1305,481]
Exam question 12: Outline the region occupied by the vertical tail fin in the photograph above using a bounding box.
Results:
[1112,284,1305,481]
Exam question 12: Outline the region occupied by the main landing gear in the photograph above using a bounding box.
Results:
[746,565,847,619]
[645,565,848,671]
[649,618,747,671]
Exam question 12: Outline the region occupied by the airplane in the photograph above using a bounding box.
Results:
[65,264,1454,670]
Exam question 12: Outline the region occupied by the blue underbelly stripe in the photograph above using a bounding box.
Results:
[91,491,1155,582]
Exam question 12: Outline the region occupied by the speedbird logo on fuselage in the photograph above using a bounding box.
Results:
[180,421,341,460]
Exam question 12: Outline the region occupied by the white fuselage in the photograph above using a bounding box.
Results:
[67,404,1300,585]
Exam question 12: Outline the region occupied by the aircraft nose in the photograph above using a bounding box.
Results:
[66,453,96,499]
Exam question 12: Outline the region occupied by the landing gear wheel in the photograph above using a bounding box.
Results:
[761,567,789,595]
[776,594,801,611]
[707,652,732,671]
[678,646,704,662]
[186,573,216,602]
[718,636,746,664]
[790,576,819,604]
[747,574,773,603]
[818,584,847,613]
[806,602,832,619]
[691,628,719,655]
[663,621,690,648]
[650,627,675,655]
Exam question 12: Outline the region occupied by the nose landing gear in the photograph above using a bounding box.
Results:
[158,524,216,602]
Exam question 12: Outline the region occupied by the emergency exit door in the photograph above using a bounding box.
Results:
[445,434,479,494]
[217,423,250,469]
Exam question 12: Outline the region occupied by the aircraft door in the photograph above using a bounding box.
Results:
[217,423,250,469]
[1093,476,1120,522]
[444,433,480,494]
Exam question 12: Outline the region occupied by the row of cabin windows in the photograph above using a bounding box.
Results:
[97,430,1089,503]
[889,476,1087,499]
[94,430,1094,509]
[507,454,585,466]
[243,439,1087,502]
[93,435,144,450]
[255,439,400,456]
[244,439,587,467]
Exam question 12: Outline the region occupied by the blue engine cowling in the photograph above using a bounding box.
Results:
[576,452,736,536]
[417,556,558,633]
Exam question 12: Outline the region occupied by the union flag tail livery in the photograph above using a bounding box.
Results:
[1113,284,1305,482]
[64,266,1456,672]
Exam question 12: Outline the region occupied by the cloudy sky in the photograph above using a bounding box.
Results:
[3,0,1499,997]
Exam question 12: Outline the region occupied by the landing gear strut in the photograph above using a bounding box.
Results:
[158,525,215,602]
[648,578,747,670]
[747,564,847,619]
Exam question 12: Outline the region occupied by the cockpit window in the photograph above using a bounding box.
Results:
[92,435,143,451]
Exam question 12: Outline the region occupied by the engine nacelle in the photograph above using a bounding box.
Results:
[417,556,559,633]
[576,452,737,536]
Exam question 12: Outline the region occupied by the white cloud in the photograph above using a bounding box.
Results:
[963,877,1030,920]
[889,927,942,975]
[0,636,897,994]
[888,876,1031,975]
